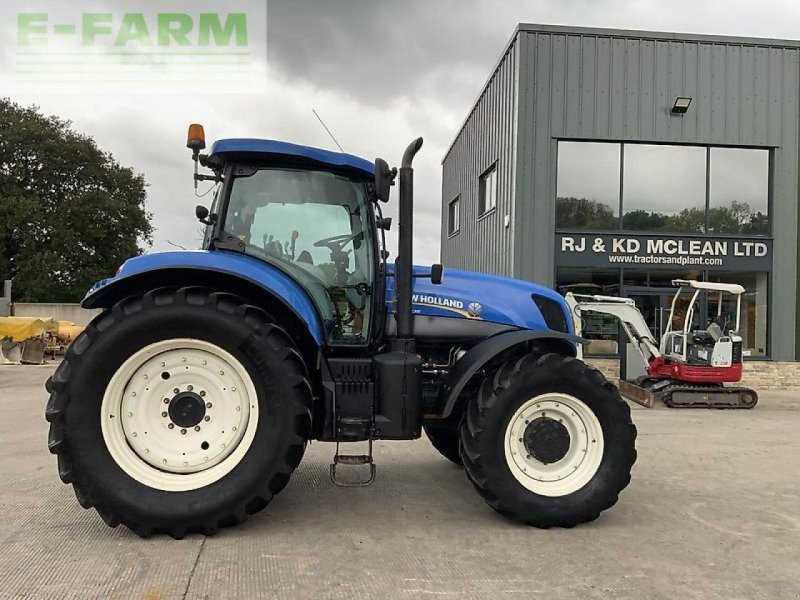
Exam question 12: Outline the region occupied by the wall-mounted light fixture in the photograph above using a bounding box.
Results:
[671,97,692,114]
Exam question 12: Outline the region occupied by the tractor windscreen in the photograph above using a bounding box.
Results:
[224,167,375,345]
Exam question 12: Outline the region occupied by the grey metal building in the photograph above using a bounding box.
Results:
[441,23,800,362]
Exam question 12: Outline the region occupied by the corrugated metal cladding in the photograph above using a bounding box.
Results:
[441,24,800,360]
[440,36,518,276]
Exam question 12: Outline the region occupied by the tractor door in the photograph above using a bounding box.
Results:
[218,166,378,346]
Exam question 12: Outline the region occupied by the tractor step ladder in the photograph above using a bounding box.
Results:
[330,439,376,487]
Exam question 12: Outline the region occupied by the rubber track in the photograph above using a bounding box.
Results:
[661,383,758,409]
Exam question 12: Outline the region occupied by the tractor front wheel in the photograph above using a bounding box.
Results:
[460,353,636,527]
[45,287,312,538]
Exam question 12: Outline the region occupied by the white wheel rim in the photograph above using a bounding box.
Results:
[504,393,604,497]
[101,338,259,492]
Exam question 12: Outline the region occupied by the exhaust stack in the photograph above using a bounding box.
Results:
[394,137,423,342]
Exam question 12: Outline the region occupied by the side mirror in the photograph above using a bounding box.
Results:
[374,158,396,203]
[195,204,213,225]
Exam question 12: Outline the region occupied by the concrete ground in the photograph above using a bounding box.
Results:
[1,364,799,600]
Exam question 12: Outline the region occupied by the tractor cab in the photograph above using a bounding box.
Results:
[192,131,382,347]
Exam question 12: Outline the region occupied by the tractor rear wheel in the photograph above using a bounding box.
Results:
[459,353,636,528]
[423,421,463,466]
[45,287,312,538]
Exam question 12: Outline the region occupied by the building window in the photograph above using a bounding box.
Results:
[448,195,460,236]
[623,269,706,341]
[478,164,497,215]
[556,142,621,230]
[623,144,707,232]
[706,271,768,357]
[555,141,771,236]
[556,267,621,355]
[709,148,769,235]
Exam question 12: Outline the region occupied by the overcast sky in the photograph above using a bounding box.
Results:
[4,0,799,264]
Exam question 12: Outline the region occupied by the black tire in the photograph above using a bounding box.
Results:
[423,421,463,466]
[45,287,312,538]
[459,353,637,528]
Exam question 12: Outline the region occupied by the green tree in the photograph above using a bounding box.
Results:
[555,197,618,229]
[664,207,706,233]
[621,209,667,231]
[742,210,768,235]
[0,99,152,302]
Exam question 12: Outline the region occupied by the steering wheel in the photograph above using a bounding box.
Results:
[313,233,358,251]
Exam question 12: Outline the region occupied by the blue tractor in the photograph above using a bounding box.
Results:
[45,127,636,538]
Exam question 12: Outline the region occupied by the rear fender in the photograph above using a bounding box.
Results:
[81,251,323,362]
[435,330,586,419]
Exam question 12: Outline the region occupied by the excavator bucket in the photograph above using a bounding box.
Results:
[618,380,655,408]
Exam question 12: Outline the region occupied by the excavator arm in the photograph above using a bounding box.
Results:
[564,293,661,370]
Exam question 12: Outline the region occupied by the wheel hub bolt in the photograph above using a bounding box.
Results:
[162,411,168,418]
[200,391,206,397]
[164,398,169,404]
[204,416,210,422]
[168,423,174,429]
[173,388,179,394]
[181,429,187,435]
[187,385,193,391]
[194,426,201,431]
[206,402,212,409]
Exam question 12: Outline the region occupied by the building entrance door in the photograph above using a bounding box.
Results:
[625,286,690,342]
[620,287,681,380]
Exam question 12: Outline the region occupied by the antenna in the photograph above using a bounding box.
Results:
[312,108,345,152]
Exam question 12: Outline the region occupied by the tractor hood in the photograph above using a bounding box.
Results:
[385,265,573,334]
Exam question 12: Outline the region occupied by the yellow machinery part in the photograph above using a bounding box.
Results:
[0,317,58,343]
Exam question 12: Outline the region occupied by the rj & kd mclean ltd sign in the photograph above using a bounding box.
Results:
[555,232,772,271]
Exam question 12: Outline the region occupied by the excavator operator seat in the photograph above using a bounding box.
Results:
[706,322,724,343]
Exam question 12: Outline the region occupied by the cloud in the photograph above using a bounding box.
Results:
[4,0,800,268]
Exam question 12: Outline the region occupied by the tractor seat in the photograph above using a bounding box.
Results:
[706,322,724,342]
[297,250,314,265]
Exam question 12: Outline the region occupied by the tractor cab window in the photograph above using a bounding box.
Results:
[224,167,375,345]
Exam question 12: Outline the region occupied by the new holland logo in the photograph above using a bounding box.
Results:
[410,294,483,320]
[411,294,464,309]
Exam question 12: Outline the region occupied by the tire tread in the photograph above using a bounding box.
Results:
[459,352,637,528]
[44,286,313,538]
